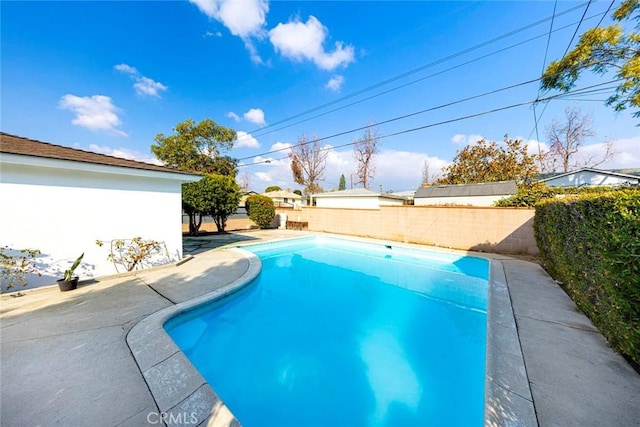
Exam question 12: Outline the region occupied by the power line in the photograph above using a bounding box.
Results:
[533,0,559,167]
[233,2,591,145]
[239,77,542,161]
[241,12,606,147]
[239,80,620,168]
[528,0,614,144]
[564,0,593,57]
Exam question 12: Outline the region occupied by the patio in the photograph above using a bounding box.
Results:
[1,230,638,426]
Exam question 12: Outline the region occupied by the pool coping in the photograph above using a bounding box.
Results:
[127,236,536,426]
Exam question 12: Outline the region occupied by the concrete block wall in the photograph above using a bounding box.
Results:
[288,206,538,255]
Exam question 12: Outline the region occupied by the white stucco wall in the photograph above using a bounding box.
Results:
[315,196,404,209]
[543,171,639,187]
[1,157,193,290]
[414,195,509,207]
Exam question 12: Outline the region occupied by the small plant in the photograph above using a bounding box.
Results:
[0,246,41,292]
[96,237,168,273]
[63,253,84,281]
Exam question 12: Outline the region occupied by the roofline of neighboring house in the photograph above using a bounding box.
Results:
[537,167,640,183]
[313,191,407,200]
[0,132,202,181]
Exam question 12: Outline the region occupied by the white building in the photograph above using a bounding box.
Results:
[263,189,303,208]
[313,188,407,209]
[414,181,517,207]
[537,168,640,188]
[0,133,201,290]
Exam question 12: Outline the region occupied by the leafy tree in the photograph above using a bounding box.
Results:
[293,189,303,196]
[353,122,379,189]
[338,174,347,190]
[542,0,640,118]
[289,134,328,200]
[265,185,282,193]
[182,174,240,235]
[152,118,237,174]
[543,106,614,172]
[437,137,539,185]
[246,194,275,229]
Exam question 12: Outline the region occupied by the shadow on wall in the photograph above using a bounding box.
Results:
[1,247,99,293]
[469,216,538,256]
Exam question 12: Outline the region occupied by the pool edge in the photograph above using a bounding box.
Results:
[128,236,537,426]
[126,247,260,427]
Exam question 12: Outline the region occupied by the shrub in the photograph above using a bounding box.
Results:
[246,195,276,229]
[496,182,635,207]
[534,189,640,364]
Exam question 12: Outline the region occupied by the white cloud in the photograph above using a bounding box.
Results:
[114,63,168,98]
[243,108,266,125]
[375,149,448,191]
[133,77,168,97]
[254,171,273,182]
[59,94,127,136]
[325,75,345,92]
[87,144,161,165]
[235,131,260,148]
[191,0,268,38]
[114,63,137,75]
[269,16,355,71]
[226,112,241,122]
[190,0,268,63]
[450,134,484,145]
[577,136,640,169]
[203,30,222,38]
[270,142,292,152]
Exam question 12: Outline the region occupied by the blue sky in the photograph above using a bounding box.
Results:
[2,0,639,192]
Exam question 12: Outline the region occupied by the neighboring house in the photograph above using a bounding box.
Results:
[414,181,517,207]
[537,167,640,188]
[263,189,303,208]
[313,188,407,209]
[0,132,201,290]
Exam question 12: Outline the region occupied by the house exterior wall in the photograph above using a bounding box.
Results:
[289,206,538,255]
[414,195,509,207]
[544,171,639,187]
[1,161,185,289]
[315,196,404,209]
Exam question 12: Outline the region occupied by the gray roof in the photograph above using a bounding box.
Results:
[314,188,407,200]
[415,180,517,198]
[1,132,200,176]
[537,167,640,183]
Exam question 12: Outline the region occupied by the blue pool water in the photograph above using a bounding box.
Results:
[165,237,489,426]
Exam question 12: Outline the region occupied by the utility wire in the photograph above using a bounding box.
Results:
[528,0,614,144]
[239,80,620,168]
[239,77,542,161]
[533,0,558,166]
[233,2,591,144]
[240,12,605,149]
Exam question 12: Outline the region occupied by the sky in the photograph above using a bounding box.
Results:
[2,0,639,193]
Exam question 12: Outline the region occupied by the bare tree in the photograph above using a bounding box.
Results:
[289,134,328,201]
[238,172,251,192]
[353,122,379,189]
[421,159,440,184]
[543,106,613,172]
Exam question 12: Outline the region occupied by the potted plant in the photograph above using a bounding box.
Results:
[57,253,84,292]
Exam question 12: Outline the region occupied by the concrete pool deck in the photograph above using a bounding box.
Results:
[2,230,639,426]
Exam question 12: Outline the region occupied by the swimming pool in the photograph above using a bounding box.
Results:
[165,237,489,426]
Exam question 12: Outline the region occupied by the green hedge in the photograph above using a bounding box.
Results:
[534,189,640,364]
[246,195,276,229]
[496,183,632,207]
